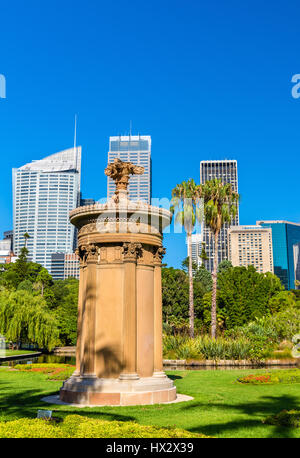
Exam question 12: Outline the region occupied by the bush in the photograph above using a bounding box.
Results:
[163,335,253,360]
[263,410,300,428]
[0,415,209,438]
[226,306,300,351]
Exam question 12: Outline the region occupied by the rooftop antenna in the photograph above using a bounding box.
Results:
[129,120,132,138]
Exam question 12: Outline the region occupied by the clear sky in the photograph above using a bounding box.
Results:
[0,0,300,268]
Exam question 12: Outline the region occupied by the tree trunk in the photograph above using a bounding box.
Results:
[187,233,194,338]
[211,231,219,339]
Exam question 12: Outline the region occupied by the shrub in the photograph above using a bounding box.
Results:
[163,335,253,360]
[263,410,300,428]
[0,415,209,438]
[264,348,293,359]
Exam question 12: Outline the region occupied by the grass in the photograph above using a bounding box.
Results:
[0,366,299,438]
[0,350,39,357]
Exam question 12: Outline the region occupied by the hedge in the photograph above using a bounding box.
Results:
[263,410,300,428]
[0,415,209,438]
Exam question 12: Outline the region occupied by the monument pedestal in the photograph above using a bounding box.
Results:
[59,180,176,406]
[60,375,176,406]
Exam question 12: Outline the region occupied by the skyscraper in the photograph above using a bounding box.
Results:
[107,135,152,203]
[50,252,80,281]
[13,147,81,272]
[228,225,273,273]
[257,220,300,289]
[293,242,300,289]
[200,160,239,272]
[186,233,202,266]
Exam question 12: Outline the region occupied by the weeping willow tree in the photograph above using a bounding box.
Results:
[0,289,59,350]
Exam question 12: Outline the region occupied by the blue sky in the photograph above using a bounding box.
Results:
[0,0,300,268]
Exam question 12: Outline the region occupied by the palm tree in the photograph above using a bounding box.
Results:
[171,179,203,338]
[198,178,239,339]
[23,232,30,248]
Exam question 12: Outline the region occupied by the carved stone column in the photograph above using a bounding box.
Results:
[119,242,142,380]
[73,246,86,376]
[80,243,98,377]
[153,247,166,377]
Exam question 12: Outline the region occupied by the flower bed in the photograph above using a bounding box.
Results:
[14,363,75,380]
[237,369,300,385]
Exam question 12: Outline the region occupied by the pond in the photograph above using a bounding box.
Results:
[0,353,297,371]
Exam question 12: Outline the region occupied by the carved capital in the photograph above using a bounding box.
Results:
[77,243,99,266]
[86,243,100,264]
[77,245,88,267]
[122,242,143,262]
[153,246,166,265]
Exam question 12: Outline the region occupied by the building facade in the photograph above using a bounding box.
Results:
[3,230,13,251]
[293,242,300,289]
[228,225,273,273]
[50,252,80,280]
[80,198,95,206]
[257,220,300,289]
[13,147,81,272]
[200,160,239,271]
[0,238,15,265]
[107,135,151,203]
[186,233,202,266]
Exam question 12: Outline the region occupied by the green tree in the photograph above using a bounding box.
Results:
[0,251,43,290]
[162,266,208,335]
[194,265,212,292]
[268,291,296,314]
[198,178,239,338]
[181,257,198,275]
[17,279,33,292]
[54,278,79,345]
[23,232,30,248]
[33,268,53,297]
[171,179,203,337]
[217,265,284,329]
[218,259,233,274]
[162,267,189,325]
[0,289,59,350]
[199,242,209,263]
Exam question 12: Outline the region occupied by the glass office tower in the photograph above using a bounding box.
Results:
[294,242,300,289]
[200,160,239,272]
[107,135,152,203]
[257,220,300,289]
[13,147,81,272]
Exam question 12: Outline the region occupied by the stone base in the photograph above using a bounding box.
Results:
[60,375,176,406]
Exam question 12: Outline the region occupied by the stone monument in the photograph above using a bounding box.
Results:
[60,159,176,405]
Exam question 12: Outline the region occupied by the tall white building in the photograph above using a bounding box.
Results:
[186,233,203,266]
[107,135,151,203]
[200,160,239,272]
[13,147,81,272]
[228,225,273,273]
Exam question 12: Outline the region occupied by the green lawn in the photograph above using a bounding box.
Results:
[0,350,39,357]
[0,367,299,438]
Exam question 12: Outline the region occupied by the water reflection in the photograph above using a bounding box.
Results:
[0,354,297,371]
